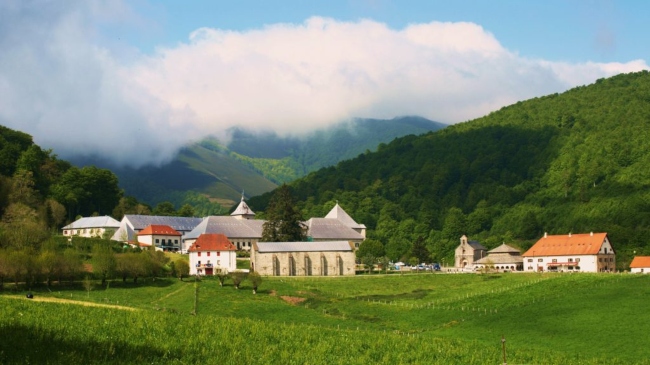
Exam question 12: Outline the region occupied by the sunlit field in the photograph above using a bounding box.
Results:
[1,272,648,364]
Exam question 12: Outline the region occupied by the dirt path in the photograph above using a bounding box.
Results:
[3,295,138,311]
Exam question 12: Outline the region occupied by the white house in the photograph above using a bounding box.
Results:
[188,233,237,276]
[137,225,182,252]
[630,256,650,274]
[62,216,120,238]
[111,215,202,243]
[521,232,615,273]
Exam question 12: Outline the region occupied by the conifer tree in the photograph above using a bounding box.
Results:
[261,184,306,242]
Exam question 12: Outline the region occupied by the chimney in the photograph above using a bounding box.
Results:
[590,232,593,236]
[544,232,547,238]
[568,232,572,237]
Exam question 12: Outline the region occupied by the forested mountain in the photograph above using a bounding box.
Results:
[249,71,650,268]
[0,125,134,249]
[88,116,445,211]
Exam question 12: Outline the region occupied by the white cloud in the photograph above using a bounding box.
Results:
[0,3,647,167]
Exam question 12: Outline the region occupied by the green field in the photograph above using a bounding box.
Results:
[1,272,648,364]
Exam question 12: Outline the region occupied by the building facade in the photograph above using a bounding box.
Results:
[137,225,182,252]
[454,235,487,269]
[522,232,615,273]
[62,216,120,238]
[251,241,356,276]
[188,233,237,276]
[630,256,650,274]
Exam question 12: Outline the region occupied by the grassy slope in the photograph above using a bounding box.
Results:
[1,273,648,364]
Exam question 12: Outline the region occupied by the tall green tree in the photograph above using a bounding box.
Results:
[261,184,306,242]
[92,244,116,286]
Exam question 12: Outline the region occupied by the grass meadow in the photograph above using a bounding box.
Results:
[1,272,648,364]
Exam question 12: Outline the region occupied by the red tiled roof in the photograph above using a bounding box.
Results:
[139,225,181,236]
[188,233,236,252]
[630,256,650,268]
[522,233,609,257]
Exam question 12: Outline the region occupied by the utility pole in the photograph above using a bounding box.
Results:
[501,335,507,365]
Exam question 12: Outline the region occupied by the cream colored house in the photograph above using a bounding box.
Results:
[522,232,615,273]
[62,216,120,238]
[137,225,182,252]
[251,241,356,276]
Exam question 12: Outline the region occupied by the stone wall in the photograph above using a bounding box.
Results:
[252,250,356,276]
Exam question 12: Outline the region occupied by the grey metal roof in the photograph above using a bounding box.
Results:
[488,243,521,254]
[324,203,366,229]
[256,241,353,253]
[468,241,487,250]
[475,253,523,265]
[305,218,364,240]
[184,216,264,240]
[63,216,120,230]
[124,215,203,231]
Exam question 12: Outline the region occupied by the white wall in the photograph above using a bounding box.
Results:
[189,250,237,275]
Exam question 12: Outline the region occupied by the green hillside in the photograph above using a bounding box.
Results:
[107,116,445,209]
[250,71,650,268]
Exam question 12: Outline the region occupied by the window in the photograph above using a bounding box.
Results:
[207,252,211,257]
[174,239,178,244]
[610,258,614,262]
[576,258,580,262]
[528,266,533,270]
[538,258,543,262]
[568,258,573,262]
[599,258,602,262]
[198,252,201,257]
[568,266,574,270]
[217,260,220,265]
[217,252,220,257]
[575,266,581,270]
[552,259,557,263]
[527,259,533,262]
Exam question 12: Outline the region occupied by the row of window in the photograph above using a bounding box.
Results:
[154,238,179,244]
[527,258,581,263]
[197,251,221,257]
[65,229,101,235]
[599,257,614,262]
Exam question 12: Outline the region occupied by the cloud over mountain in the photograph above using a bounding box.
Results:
[0,1,646,167]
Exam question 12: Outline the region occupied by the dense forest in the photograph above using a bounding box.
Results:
[249,71,650,268]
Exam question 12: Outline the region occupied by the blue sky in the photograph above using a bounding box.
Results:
[0,1,648,166]
[131,0,648,63]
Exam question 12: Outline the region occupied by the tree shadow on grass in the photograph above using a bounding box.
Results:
[0,324,183,364]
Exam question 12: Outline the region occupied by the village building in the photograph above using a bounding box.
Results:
[111,215,202,242]
[251,241,356,276]
[188,233,237,276]
[304,203,366,247]
[183,201,366,252]
[454,235,487,269]
[474,243,523,272]
[182,196,263,252]
[62,216,120,238]
[629,256,650,274]
[521,232,615,273]
[136,225,182,252]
